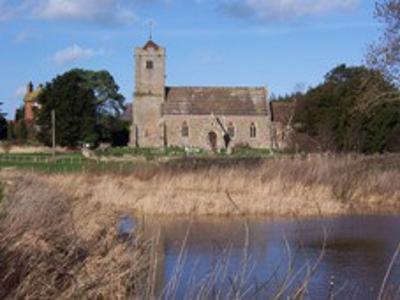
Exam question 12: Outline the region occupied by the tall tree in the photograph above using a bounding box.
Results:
[15,105,24,122]
[0,102,7,140]
[72,69,125,117]
[294,65,400,153]
[367,0,400,86]
[36,70,97,147]
[71,69,127,144]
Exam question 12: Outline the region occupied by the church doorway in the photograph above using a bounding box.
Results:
[208,131,217,151]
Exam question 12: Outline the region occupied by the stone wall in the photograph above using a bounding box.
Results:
[135,46,165,97]
[130,40,274,150]
[164,114,272,150]
[131,43,166,148]
[132,95,165,148]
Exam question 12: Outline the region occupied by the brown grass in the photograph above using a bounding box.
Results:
[0,173,155,298]
[0,175,329,299]
[0,144,70,154]
[5,153,397,217]
[0,160,399,298]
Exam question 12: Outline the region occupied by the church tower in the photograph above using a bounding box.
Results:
[131,39,166,148]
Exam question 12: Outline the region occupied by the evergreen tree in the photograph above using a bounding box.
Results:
[36,70,97,147]
[69,69,127,145]
[0,102,7,140]
[7,122,15,141]
[15,105,24,122]
[76,69,125,117]
[15,120,28,143]
[294,64,400,153]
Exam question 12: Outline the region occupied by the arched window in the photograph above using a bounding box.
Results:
[250,123,257,138]
[227,122,235,138]
[181,121,189,137]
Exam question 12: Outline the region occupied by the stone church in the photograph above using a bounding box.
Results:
[130,39,274,151]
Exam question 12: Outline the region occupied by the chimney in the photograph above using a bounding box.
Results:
[27,81,34,94]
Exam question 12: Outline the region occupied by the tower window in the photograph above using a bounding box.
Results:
[181,121,189,138]
[146,60,154,69]
[250,123,257,138]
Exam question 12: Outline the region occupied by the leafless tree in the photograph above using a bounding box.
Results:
[367,0,400,86]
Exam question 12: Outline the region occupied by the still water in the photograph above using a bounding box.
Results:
[134,215,400,299]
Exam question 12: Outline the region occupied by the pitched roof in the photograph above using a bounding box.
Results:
[163,87,268,116]
[270,101,295,123]
[121,103,133,121]
[143,40,160,50]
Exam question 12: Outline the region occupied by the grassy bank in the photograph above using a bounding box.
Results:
[0,147,272,174]
[1,153,399,217]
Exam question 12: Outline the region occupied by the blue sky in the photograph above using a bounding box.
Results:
[0,0,378,118]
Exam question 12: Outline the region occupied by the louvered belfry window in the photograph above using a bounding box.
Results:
[146,60,154,69]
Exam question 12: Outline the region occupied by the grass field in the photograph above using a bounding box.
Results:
[0,146,275,174]
[0,152,145,174]
[95,146,274,159]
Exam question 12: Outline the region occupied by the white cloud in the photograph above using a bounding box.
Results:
[35,0,135,25]
[13,31,31,43]
[0,0,360,25]
[0,0,14,21]
[0,0,136,25]
[219,0,360,21]
[50,44,97,65]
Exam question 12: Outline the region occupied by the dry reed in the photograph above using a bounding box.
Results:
[0,173,153,298]
[0,145,69,154]
[7,153,397,217]
[0,167,399,299]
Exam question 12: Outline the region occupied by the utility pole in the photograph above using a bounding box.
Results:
[51,109,56,158]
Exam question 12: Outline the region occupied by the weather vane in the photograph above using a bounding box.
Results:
[149,20,153,41]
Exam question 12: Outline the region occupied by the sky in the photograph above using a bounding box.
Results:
[0,0,379,119]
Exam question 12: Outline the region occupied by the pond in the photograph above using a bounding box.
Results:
[130,215,400,299]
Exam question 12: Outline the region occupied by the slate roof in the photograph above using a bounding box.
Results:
[163,87,268,116]
[143,40,160,50]
[270,101,295,123]
[121,103,133,121]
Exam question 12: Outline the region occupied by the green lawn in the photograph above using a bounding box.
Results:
[0,146,275,174]
[0,153,144,174]
[95,146,207,158]
[96,146,274,159]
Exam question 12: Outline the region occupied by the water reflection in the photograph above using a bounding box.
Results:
[137,215,400,299]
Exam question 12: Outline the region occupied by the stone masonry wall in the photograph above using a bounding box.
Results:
[164,115,272,150]
[135,47,165,97]
[131,44,166,148]
[132,95,165,148]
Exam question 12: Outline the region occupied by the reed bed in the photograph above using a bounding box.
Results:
[6,153,397,217]
[0,171,328,299]
[0,160,399,299]
[0,175,154,298]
